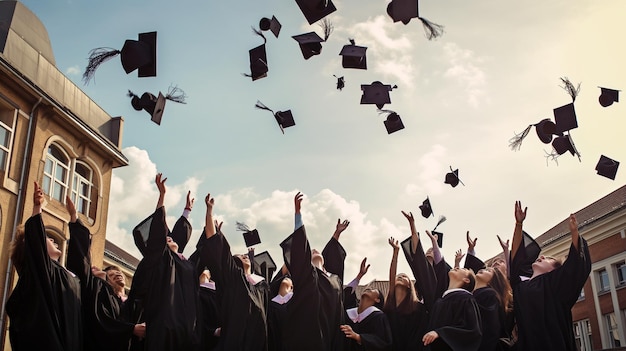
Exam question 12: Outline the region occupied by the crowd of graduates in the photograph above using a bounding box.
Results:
[6,176,592,351]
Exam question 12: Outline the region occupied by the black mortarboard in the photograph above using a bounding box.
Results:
[127,86,186,125]
[432,231,443,248]
[237,221,261,247]
[339,40,367,69]
[535,118,558,144]
[295,0,337,25]
[386,0,444,39]
[83,31,157,84]
[247,44,268,81]
[599,87,620,107]
[444,167,464,187]
[255,101,296,134]
[464,254,486,273]
[333,75,345,90]
[253,251,278,281]
[552,135,576,156]
[419,197,433,218]
[260,16,282,38]
[382,111,404,134]
[361,81,397,109]
[595,155,619,180]
[292,32,324,60]
[553,103,578,134]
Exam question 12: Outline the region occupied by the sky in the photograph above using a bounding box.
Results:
[17,0,626,282]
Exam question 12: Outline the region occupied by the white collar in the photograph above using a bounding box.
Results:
[520,275,531,281]
[272,291,294,304]
[442,288,472,297]
[200,281,216,290]
[246,273,265,286]
[346,306,380,323]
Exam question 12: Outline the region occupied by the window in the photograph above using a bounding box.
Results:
[577,288,585,301]
[574,319,593,351]
[598,269,610,292]
[71,162,93,217]
[605,313,621,348]
[0,108,14,172]
[616,262,626,286]
[42,144,70,202]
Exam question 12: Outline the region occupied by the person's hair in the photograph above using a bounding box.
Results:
[486,267,513,313]
[374,290,385,310]
[462,269,476,292]
[545,256,563,269]
[104,265,121,272]
[9,225,26,274]
[233,255,244,270]
[383,273,420,315]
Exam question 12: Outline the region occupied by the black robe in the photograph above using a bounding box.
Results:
[426,290,482,351]
[6,214,83,351]
[267,296,290,351]
[280,225,346,351]
[198,283,221,351]
[510,237,591,351]
[66,219,135,351]
[137,207,199,350]
[343,288,393,351]
[202,231,269,351]
[473,287,502,351]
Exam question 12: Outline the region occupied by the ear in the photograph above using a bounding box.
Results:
[462,277,470,284]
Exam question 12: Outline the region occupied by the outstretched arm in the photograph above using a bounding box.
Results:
[155,173,167,209]
[333,218,350,241]
[294,192,303,230]
[497,234,510,278]
[454,249,465,269]
[466,231,477,256]
[510,201,527,260]
[204,193,216,239]
[401,211,419,254]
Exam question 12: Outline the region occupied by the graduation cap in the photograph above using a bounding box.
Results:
[333,75,345,90]
[339,39,367,70]
[509,118,561,150]
[83,31,157,84]
[595,155,619,180]
[361,81,398,109]
[292,21,332,60]
[253,251,278,281]
[386,0,444,40]
[127,86,187,125]
[432,215,446,247]
[255,100,296,134]
[553,103,578,134]
[551,134,579,157]
[236,221,261,247]
[444,166,464,187]
[295,0,337,25]
[379,110,405,134]
[245,44,268,81]
[599,87,620,107]
[259,16,282,38]
[419,197,433,218]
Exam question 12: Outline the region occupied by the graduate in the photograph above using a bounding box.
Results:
[279,191,350,351]
[340,258,393,351]
[201,192,270,351]
[103,265,128,303]
[65,196,144,351]
[131,173,199,350]
[6,182,83,351]
[267,268,293,351]
[197,267,221,350]
[510,201,591,351]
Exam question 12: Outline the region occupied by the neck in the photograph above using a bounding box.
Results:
[278,288,291,297]
[474,280,488,290]
[113,284,125,296]
[447,280,465,291]
[357,302,372,314]
[394,287,408,307]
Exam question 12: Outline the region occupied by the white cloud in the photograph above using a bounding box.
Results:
[442,43,489,108]
[405,144,447,196]
[65,65,81,76]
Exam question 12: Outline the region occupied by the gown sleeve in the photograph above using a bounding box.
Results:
[401,236,437,311]
[547,237,592,306]
[321,237,347,283]
[170,215,192,253]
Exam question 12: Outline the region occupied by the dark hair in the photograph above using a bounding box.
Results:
[462,270,476,292]
[9,225,26,274]
[104,265,121,272]
[383,274,420,315]
[375,290,385,310]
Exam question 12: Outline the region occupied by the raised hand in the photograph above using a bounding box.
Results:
[425,230,438,246]
[357,257,370,280]
[515,201,527,224]
[155,173,167,195]
[186,191,194,211]
[401,210,415,224]
[32,181,45,215]
[497,235,509,252]
[205,193,214,210]
[294,192,303,214]
[466,231,478,252]
[65,196,77,223]
[214,219,223,233]
[333,218,350,240]
[388,237,399,251]
[454,249,465,268]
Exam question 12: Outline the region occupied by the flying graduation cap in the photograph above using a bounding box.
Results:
[253,251,278,281]
[419,197,433,218]
[444,166,464,187]
[549,78,582,161]
[83,31,157,84]
[333,75,345,90]
[295,0,337,25]
[126,86,187,125]
[595,155,619,180]
[509,118,562,151]
[292,19,333,60]
[244,27,270,81]
[361,81,398,109]
[386,0,444,40]
[598,87,620,107]
[259,16,282,38]
[432,215,446,248]
[378,109,405,134]
[339,39,367,70]
[255,100,296,134]
[237,221,261,247]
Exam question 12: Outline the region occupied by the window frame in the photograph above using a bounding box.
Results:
[0,106,16,172]
[598,268,611,293]
[70,160,94,217]
[42,144,70,202]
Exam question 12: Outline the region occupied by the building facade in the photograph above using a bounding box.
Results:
[0,1,128,349]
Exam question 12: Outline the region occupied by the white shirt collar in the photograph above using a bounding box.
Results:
[272,291,294,304]
[246,273,265,286]
[346,306,380,323]
[442,288,472,297]
[200,281,216,290]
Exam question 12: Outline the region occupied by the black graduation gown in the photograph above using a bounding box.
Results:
[426,290,482,351]
[198,283,221,351]
[510,237,591,351]
[280,225,346,351]
[202,231,269,351]
[6,214,83,351]
[139,207,200,350]
[344,308,393,351]
[66,219,135,351]
[473,287,502,351]
[267,296,290,351]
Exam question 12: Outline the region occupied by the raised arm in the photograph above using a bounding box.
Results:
[388,237,400,299]
[345,258,370,309]
[510,201,527,260]
[569,213,580,251]
[170,190,194,253]
[65,196,91,281]
[294,191,303,230]
[155,173,166,209]
[204,193,216,239]
[466,231,477,256]
[322,218,349,280]
[401,211,419,254]
[497,234,510,278]
[454,249,465,269]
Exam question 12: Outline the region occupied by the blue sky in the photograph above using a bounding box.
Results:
[19,0,626,281]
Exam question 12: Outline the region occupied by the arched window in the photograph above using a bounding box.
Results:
[71,161,93,217]
[42,144,69,202]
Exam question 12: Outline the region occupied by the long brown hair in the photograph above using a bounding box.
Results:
[9,225,26,274]
[487,267,513,313]
[384,273,420,315]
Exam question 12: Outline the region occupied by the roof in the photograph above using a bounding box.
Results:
[104,240,140,272]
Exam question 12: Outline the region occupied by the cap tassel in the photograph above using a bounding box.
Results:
[126,90,139,99]
[545,149,560,166]
[433,215,447,231]
[83,47,122,84]
[449,166,465,186]
[255,100,284,134]
[236,221,251,232]
[255,100,274,114]
[560,77,581,102]
[252,27,267,44]
[418,17,444,40]
[508,124,532,151]
[165,85,187,104]
[319,18,334,41]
